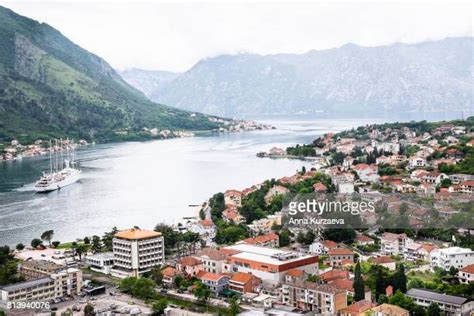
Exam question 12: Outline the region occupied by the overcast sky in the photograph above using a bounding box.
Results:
[0,0,472,72]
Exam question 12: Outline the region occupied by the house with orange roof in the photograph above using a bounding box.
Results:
[380,232,410,256]
[313,182,327,193]
[371,256,396,271]
[340,300,376,316]
[416,244,438,262]
[224,190,243,206]
[284,269,306,283]
[332,279,372,302]
[177,256,203,277]
[242,232,279,248]
[355,235,374,246]
[264,185,290,204]
[222,206,245,224]
[228,272,262,294]
[197,272,230,297]
[162,267,183,287]
[319,269,350,283]
[328,248,355,267]
[368,303,409,316]
[309,240,338,255]
[193,248,229,274]
[190,219,216,244]
[458,264,474,284]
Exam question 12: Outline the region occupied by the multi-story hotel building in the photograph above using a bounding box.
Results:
[222,244,318,284]
[281,280,347,314]
[111,228,164,278]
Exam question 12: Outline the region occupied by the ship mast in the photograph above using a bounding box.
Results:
[49,140,52,174]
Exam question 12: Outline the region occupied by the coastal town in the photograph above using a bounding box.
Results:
[0,119,272,162]
[1,118,474,316]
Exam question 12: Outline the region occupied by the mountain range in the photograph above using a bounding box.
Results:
[0,6,220,143]
[122,38,474,117]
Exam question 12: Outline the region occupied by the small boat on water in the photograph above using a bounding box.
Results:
[35,139,81,193]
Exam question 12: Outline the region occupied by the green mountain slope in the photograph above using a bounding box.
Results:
[0,6,219,143]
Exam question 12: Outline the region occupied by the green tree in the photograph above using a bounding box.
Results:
[84,304,95,316]
[31,238,43,248]
[353,262,365,301]
[150,266,163,285]
[427,302,441,316]
[278,230,291,247]
[102,227,118,251]
[91,235,102,253]
[132,277,156,299]
[119,277,136,294]
[40,230,54,247]
[228,297,240,315]
[152,298,168,315]
[83,237,91,244]
[392,263,407,293]
[15,243,25,251]
[52,241,60,248]
[193,281,211,302]
[73,244,88,261]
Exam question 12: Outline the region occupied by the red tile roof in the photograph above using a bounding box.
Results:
[243,233,279,245]
[320,269,349,282]
[372,256,395,264]
[162,267,180,277]
[286,269,305,278]
[179,256,202,266]
[460,264,474,274]
[199,272,229,282]
[198,219,215,227]
[341,300,375,313]
[328,248,354,256]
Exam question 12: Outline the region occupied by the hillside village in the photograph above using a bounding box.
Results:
[1,118,474,315]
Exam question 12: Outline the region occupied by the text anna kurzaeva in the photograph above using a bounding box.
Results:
[281,193,376,228]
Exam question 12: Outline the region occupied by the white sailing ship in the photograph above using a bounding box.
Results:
[35,139,82,193]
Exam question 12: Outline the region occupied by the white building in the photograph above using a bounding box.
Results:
[458,264,474,284]
[0,268,82,304]
[338,182,354,194]
[111,228,165,278]
[380,232,411,256]
[222,244,318,284]
[430,247,474,271]
[409,157,426,169]
[85,252,114,274]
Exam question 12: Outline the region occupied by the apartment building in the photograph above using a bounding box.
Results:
[458,264,474,284]
[198,272,230,297]
[222,244,318,284]
[111,228,165,278]
[327,248,354,266]
[0,278,56,303]
[193,248,228,274]
[430,247,474,271]
[19,260,65,280]
[281,280,347,314]
[0,268,82,303]
[228,272,262,294]
[380,232,410,256]
[406,288,474,316]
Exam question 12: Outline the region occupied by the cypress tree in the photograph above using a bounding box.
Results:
[353,262,365,301]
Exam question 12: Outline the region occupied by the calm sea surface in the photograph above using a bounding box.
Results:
[0,113,468,246]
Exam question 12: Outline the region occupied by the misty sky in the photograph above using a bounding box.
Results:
[0,0,472,72]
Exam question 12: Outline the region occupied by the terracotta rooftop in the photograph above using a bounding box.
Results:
[341,300,375,313]
[162,267,180,277]
[243,233,279,245]
[328,248,354,256]
[179,256,202,266]
[230,272,260,284]
[460,264,474,274]
[114,228,162,240]
[198,219,215,227]
[320,269,350,282]
[285,269,305,278]
[195,248,228,261]
[199,272,229,282]
[372,256,396,264]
